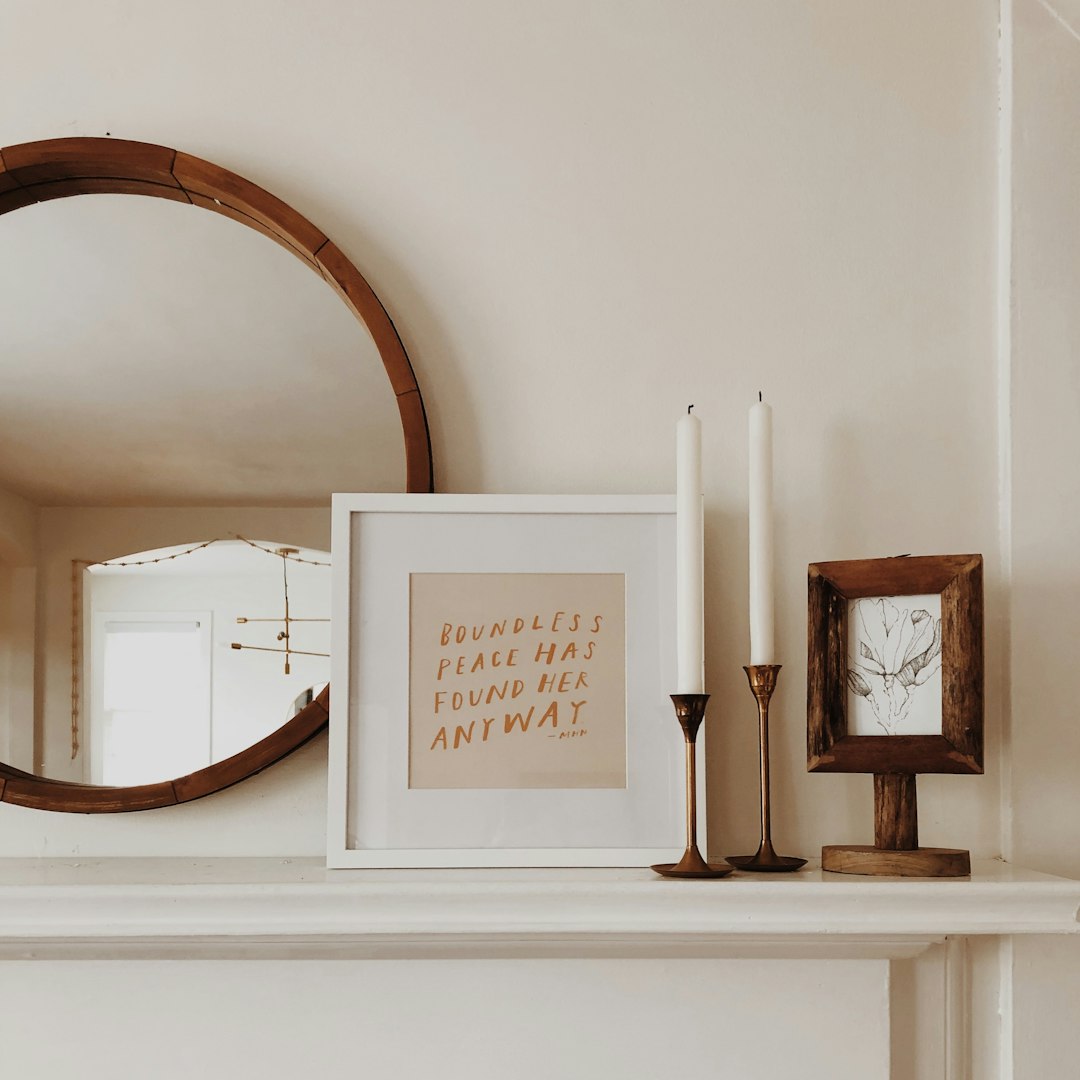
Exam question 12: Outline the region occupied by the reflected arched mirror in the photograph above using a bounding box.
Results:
[0,137,432,811]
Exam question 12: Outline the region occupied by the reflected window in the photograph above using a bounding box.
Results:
[92,613,212,786]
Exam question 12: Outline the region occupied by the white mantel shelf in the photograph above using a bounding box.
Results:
[0,857,1076,960]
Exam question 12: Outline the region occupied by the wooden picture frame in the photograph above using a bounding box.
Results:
[807,554,984,876]
[808,553,984,774]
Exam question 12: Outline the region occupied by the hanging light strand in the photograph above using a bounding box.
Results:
[90,535,331,570]
[232,535,331,566]
[91,538,221,569]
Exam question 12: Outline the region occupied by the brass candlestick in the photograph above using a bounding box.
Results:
[726,665,807,873]
[651,694,733,879]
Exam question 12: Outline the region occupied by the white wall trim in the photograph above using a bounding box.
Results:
[996,0,1016,870]
[996,6,1016,1075]
[945,936,972,1080]
[998,935,1015,1080]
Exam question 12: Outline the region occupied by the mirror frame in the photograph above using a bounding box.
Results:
[0,137,433,812]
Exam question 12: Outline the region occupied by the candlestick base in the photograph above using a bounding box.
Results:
[726,842,806,874]
[650,694,734,880]
[651,858,734,880]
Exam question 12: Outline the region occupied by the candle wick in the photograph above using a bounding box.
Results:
[758,391,762,402]
[687,404,694,414]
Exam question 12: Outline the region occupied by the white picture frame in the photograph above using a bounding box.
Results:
[327,493,699,869]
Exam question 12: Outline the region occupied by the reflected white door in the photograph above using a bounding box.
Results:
[90,612,212,785]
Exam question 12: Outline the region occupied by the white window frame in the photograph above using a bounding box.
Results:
[88,610,213,785]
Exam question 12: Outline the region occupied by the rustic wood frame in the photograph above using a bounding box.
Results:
[807,554,984,775]
[0,137,433,813]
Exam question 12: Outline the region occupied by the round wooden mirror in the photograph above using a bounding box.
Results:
[0,137,433,812]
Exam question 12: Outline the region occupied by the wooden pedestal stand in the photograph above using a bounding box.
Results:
[822,774,970,877]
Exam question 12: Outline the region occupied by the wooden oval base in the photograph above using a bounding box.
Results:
[822,845,971,878]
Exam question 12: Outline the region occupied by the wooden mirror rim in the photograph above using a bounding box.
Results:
[0,136,434,812]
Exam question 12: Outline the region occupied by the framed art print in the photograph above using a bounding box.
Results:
[327,493,689,868]
[807,553,984,775]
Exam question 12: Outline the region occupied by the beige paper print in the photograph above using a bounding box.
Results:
[846,593,944,737]
[409,573,627,790]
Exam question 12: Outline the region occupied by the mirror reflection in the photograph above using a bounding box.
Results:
[0,193,402,785]
[83,540,329,787]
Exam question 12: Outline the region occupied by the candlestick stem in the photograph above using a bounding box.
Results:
[755,669,774,853]
[651,695,733,879]
[726,666,807,873]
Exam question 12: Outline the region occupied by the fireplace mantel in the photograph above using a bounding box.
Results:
[0,857,1075,960]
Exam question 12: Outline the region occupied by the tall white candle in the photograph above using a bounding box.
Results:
[676,406,705,693]
[748,394,776,665]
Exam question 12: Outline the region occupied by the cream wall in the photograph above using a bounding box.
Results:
[0,0,1001,863]
[1007,0,1080,1069]
[0,485,36,772]
[1010,0,1080,885]
[0,486,35,568]
[0,566,34,772]
[0,958,890,1080]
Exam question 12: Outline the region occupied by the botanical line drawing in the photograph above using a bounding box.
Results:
[847,597,942,736]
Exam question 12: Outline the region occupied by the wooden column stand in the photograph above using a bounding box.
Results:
[726,665,806,872]
[821,774,971,877]
[650,695,733,879]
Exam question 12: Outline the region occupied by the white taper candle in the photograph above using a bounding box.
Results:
[749,394,776,665]
[676,406,705,693]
